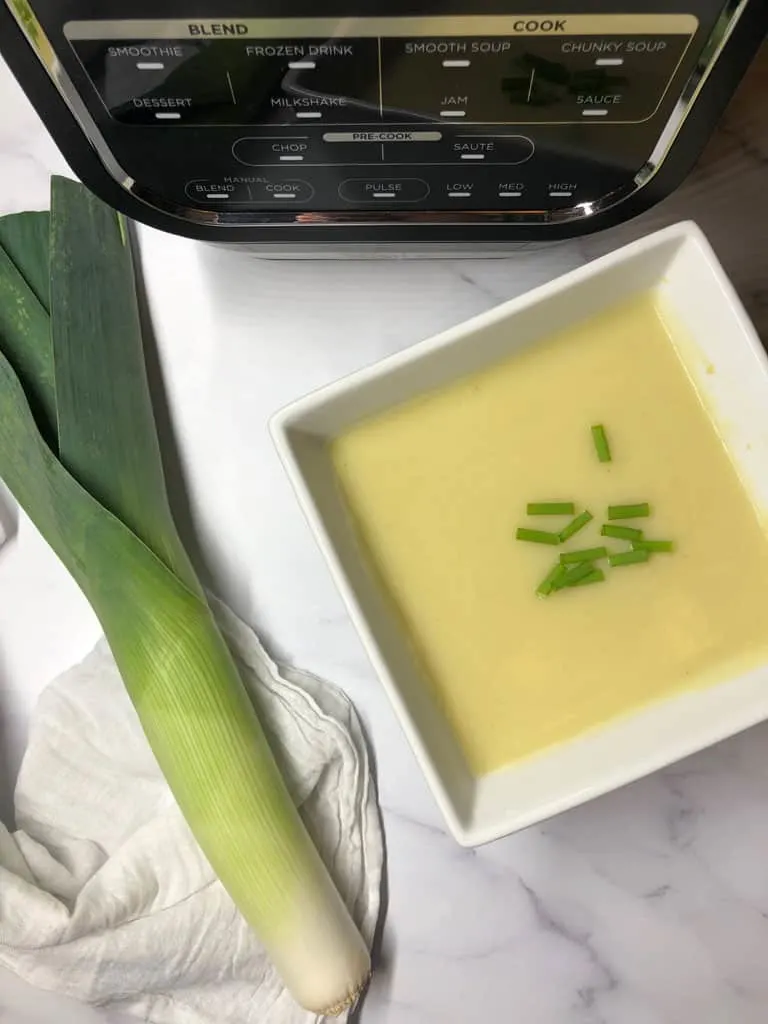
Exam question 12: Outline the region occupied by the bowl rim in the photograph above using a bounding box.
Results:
[271,220,720,436]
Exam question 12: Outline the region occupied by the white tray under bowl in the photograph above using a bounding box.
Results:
[270,222,768,846]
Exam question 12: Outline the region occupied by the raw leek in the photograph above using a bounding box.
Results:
[0,178,370,1014]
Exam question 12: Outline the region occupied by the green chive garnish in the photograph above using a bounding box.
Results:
[559,510,593,542]
[608,503,651,519]
[527,502,575,516]
[560,546,608,564]
[633,539,675,553]
[563,561,597,586]
[516,528,561,545]
[601,524,644,540]
[570,569,606,587]
[591,424,612,463]
[609,549,650,567]
[536,562,568,597]
[551,568,573,591]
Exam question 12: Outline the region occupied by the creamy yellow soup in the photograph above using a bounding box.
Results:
[331,295,768,776]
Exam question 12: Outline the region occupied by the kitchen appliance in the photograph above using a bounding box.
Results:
[1,1,765,251]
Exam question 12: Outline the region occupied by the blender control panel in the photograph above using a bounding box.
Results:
[61,15,700,217]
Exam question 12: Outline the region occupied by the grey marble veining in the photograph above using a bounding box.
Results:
[1,44,767,1024]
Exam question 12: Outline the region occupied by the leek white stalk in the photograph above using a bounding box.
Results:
[0,178,371,1012]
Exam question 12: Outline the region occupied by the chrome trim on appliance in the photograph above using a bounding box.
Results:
[4,0,751,231]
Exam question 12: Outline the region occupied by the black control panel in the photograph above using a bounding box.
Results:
[49,14,703,218]
[7,0,766,245]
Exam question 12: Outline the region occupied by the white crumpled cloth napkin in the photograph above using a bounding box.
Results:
[0,595,383,1024]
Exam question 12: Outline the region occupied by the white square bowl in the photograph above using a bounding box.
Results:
[270,222,768,846]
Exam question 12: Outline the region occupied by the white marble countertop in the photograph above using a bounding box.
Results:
[2,47,768,1024]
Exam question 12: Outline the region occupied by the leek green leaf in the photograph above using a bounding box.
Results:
[49,177,197,589]
[0,210,50,312]
[0,227,55,442]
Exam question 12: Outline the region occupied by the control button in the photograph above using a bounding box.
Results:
[381,133,534,166]
[442,180,481,205]
[233,134,382,166]
[127,96,198,123]
[449,135,534,165]
[446,183,475,199]
[185,179,248,203]
[233,136,314,166]
[496,181,526,199]
[251,179,315,203]
[547,182,579,206]
[575,91,626,114]
[339,178,430,203]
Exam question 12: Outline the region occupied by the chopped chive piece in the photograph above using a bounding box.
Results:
[560,546,608,564]
[537,562,568,597]
[608,503,651,520]
[559,509,593,542]
[563,561,597,586]
[609,549,650,567]
[591,424,612,463]
[516,528,561,545]
[550,566,573,591]
[570,569,606,587]
[527,502,575,516]
[633,539,675,553]
[601,524,644,540]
